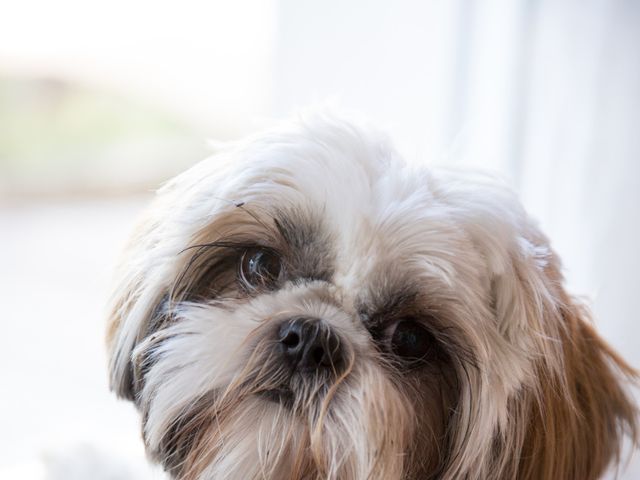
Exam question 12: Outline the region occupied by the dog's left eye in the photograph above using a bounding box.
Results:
[390,320,437,363]
[239,248,282,290]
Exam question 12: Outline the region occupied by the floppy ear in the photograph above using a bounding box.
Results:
[488,220,638,479]
[105,152,250,401]
[515,277,638,480]
[104,167,217,401]
[105,154,231,401]
[430,170,637,478]
[106,214,172,401]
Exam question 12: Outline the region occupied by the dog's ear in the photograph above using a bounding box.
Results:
[515,278,639,480]
[105,154,244,401]
[432,170,637,478]
[452,181,638,477]
[488,227,639,479]
[106,214,171,401]
[494,228,638,478]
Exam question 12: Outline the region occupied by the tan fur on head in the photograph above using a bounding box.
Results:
[106,113,637,479]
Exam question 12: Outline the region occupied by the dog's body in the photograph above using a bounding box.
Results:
[107,113,637,479]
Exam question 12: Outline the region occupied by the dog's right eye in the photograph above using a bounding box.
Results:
[239,248,282,290]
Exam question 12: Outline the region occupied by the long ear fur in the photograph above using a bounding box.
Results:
[515,287,638,480]
[105,214,170,401]
[105,153,238,401]
[496,237,638,479]
[428,170,638,479]
[490,243,640,479]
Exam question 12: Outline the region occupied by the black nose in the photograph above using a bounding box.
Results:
[278,317,341,372]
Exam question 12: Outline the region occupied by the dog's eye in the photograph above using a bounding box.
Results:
[239,248,282,290]
[390,320,436,363]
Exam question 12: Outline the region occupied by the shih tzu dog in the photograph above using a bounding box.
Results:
[106,113,638,479]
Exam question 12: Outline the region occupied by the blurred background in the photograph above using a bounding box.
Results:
[1,0,638,478]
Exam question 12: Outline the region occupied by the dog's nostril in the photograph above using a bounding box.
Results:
[282,331,300,348]
[311,346,325,365]
[278,317,341,372]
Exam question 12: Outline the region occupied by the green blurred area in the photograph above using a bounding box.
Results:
[0,76,208,197]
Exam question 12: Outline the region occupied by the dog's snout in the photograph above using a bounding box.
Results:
[278,317,341,372]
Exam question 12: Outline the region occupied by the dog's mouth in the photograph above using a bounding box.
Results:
[255,375,331,408]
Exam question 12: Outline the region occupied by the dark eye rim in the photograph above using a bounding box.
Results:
[238,246,283,291]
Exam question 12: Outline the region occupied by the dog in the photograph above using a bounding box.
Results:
[106,112,638,479]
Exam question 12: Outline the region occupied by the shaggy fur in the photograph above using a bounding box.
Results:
[107,113,638,479]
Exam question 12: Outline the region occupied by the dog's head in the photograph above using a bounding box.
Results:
[107,114,637,479]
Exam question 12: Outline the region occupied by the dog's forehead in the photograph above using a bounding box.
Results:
[227,133,477,299]
[175,122,490,313]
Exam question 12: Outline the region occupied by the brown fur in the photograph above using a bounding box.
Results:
[513,298,638,480]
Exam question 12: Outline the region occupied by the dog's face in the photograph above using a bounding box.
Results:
[107,115,637,480]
